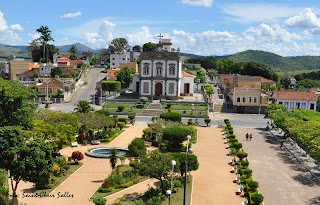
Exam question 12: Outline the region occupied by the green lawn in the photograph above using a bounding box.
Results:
[172,110,208,116]
[103,102,148,109]
[121,175,193,205]
[108,109,142,114]
[90,165,149,199]
[162,103,207,110]
[36,162,83,194]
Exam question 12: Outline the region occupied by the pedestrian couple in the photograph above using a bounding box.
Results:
[246,133,253,141]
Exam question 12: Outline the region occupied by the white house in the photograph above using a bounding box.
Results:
[272,91,318,111]
[132,39,195,100]
[110,51,140,68]
[40,63,58,77]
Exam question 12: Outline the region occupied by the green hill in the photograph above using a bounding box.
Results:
[228,50,320,72]
[0,44,30,61]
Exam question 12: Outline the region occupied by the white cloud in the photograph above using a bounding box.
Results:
[60,12,82,19]
[83,20,116,48]
[0,11,22,44]
[28,33,40,40]
[243,23,303,43]
[222,4,303,23]
[284,8,320,28]
[126,27,156,45]
[9,24,23,31]
[181,0,213,8]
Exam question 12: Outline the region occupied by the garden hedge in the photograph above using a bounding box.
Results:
[160,112,182,122]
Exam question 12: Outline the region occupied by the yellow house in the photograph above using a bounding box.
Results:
[9,60,34,81]
[38,78,64,96]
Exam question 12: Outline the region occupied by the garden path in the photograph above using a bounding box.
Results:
[12,124,147,205]
[192,127,244,205]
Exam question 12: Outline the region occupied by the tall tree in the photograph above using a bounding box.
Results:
[0,78,37,129]
[69,44,78,60]
[132,45,141,52]
[142,42,157,52]
[36,25,54,63]
[99,48,110,63]
[74,100,94,113]
[109,148,118,170]
[116,67,134,88]
[109,38,130,52]
[82,50,93,59]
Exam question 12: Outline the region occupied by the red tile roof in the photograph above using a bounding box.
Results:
[181,71,195,77]
[219,74,231,84]
[19,70,35,77]
[61,67,77,73]
[309,87,320,92]
[272,91,317,101]
[39,78,63,88]
[107,76,117,81]
[57,58,70,63]
[261,77,275,83]
[69,60,81,65]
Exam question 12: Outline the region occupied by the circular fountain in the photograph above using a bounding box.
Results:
[86,147,128,158]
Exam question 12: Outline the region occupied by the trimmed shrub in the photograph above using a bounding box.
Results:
[129,160,141,169]
[247,180,259,190]
[163,127,191,144]
[93,197,107,205]
[139,97,149,104]
[128,115,135,122]
[160,112,182,122]
[166,103,172,108]
[117,122,125,130]
[228,134,236,139]
[236,151,248,161]
[233,142,242,150]
[101,81,121,92]
[173,180,182,188]
[228,130,234,134]
[118,118,128,124]
[118,106,125,112]
[243,168,252,176]
[251,193,264,204]
[96,109,110,116]
[71,151,84,164]
[241,161,249,167]
[204,118,211,126]
[187,119,192,125]
[136,102,144,108]
[98,187,113,193]
[228,138,238,144]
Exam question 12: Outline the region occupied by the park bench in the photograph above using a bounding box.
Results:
[91,140,100,145]
[228,158,236,165]
[227,150,232,156]
[233,174,240,183]
[71,142,79,147]
[144,141,152,147]
[236,185,244,195]
[241,199,248,205]
[231,167,236,173]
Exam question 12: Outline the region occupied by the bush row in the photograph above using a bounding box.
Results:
[224,119,264,205]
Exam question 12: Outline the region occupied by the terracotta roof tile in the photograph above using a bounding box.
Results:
[309,87,320,92]
[57,58,70,63]
[19,70,35,77]
[181,71,195,77]
[39,78,63,88]
[69,60,81,65]
[261,77,275,83]
[272,91,317,101]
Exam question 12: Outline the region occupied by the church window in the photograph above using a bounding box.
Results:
[169,64,175,75]
[156,63,162,75]
[143,63,150,75]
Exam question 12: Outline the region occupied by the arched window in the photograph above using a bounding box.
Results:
[143,63,150,75]
[169,64,175,75]
[156,63,162,75]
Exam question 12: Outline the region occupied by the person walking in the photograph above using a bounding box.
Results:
[132,121,134,127]
[280,141,283,148]
[246,133,249,141]
[249,133,253,141]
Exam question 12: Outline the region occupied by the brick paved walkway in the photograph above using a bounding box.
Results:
[235,128,320,205]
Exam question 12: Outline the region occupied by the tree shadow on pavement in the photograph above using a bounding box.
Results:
[308,196,320,205]
[292,173,320,187]
[91,180,104,183]
[21,187,36,193]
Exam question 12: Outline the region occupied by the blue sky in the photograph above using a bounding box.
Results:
[1,0,320,56]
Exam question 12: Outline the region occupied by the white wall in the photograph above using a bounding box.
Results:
[141,80,151,95]
[180,77,194,94]
[276,99,317,111]
[166,60,178,78]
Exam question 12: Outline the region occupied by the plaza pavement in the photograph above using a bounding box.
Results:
[192,127,244,205]
[234,128,320,205]
[14,124,147,205]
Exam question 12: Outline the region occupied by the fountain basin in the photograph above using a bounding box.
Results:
[86,147,128,158]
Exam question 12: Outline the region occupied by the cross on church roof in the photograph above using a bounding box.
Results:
[157,33,163,42]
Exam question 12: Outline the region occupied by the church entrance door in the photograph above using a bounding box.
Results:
[155,82,162,96]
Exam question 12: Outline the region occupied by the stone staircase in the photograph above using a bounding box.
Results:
[136,103,164,117]
[213,104,224,112]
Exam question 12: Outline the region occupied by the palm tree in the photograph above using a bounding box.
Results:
[109,149,118,170]
[74,100,94,113]
[36,25,54,62]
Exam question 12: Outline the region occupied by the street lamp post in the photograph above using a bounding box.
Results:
[166,160,176,205]
[183,135,193,205]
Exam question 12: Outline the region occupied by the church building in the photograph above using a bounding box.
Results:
[132,38,195,100]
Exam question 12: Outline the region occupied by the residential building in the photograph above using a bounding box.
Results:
[53,52,89,65]
[110,51,140,68]
[132,39,195,100]
[271,91,317,111]
[309,88,320,98]
[16,70,36,85]
[261,77,276,87]
[0,61,9,79]
[107,62,139,81]
[9,59,34,81]
[38,78,65,96]
[39,63,58,77]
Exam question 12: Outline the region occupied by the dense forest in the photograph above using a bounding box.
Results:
[228,50,320,72]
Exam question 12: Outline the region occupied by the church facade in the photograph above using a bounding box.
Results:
[132,39,195,100]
